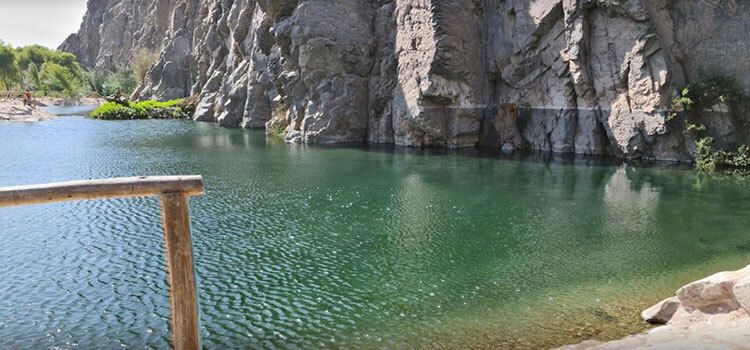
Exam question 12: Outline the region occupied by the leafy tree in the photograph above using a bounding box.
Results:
[48,51,82,78]
[15,45,48,71]
[39,62,77,96]
[0,43,19,89]
[16,45,82,78]
[24,62,41,89]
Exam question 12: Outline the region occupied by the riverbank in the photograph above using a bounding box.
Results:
[0,100,55,122]
[558,265,750,349]
[0,98,103,122]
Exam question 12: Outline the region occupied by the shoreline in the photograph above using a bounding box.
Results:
[0,98,102,122]
[558,265,750,349]
[0,100,55,122]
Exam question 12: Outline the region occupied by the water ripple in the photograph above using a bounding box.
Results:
[1,119,750,349]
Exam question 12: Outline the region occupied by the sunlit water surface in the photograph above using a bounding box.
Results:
[1,109,750,349]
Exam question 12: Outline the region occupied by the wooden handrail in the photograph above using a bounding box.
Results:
[0,176,203,350]
[0,176,203,207]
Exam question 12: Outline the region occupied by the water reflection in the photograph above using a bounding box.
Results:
[603,166,661,234]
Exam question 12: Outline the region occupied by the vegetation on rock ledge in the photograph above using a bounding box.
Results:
[668,70,750,173]
[91,99,196,120]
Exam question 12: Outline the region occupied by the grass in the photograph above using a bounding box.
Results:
[91,99,195,120]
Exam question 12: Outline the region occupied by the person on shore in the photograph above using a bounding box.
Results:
[22,90,34,108]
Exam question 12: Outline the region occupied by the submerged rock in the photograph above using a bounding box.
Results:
[61,0,750,160]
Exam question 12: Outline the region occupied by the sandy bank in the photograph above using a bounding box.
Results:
[558,265,750,350]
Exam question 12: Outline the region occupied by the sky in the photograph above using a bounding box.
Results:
[0,0,88,49]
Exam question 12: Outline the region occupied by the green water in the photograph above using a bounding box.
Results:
[1,115,750,349]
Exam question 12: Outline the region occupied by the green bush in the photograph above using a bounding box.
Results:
[695,137,750,173]
[90,102,137,120]
[0,44,146,97]
[91,99,194,120]
[668,69,743,122]
[24,62,41,90]
[83,67,137,97]
[668,71,750,173]
[695,137,717,172]
[15,45,81,76]
[7,45,85,94]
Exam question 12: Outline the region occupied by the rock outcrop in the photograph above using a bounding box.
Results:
[558,265,750,350]
[61,0,750,161]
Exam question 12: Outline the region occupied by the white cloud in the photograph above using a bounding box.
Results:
[0,0,88,49]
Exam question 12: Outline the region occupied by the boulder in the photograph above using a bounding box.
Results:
[560,265,750,349]
[676,268,748,312]
[732,275,750,314]
[640,297,680,324]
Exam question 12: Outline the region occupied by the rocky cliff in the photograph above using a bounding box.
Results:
[61,0,750,161]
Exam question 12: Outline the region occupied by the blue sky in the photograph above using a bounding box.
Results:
[0,0,88,48]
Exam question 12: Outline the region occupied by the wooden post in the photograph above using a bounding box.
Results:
[160,192,201,350]
[0,176,204,349]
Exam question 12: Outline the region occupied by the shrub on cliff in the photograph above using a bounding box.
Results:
[91,99,195,120]
[131,48,160,85]
[668,71,750,173]
[695,137,750,174]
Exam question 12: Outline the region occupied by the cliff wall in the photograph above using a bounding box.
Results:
[61,0,750,161]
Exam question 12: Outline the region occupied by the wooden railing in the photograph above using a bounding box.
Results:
[0,176,204,350]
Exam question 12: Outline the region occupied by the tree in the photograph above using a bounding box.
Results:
[16,45,82,78]
[39,62,77,96]
[0,44,19,89]
[15,45,48,71]
[24,62,42,90]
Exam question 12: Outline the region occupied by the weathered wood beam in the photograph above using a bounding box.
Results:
[160,192,201,350]
[0,176,203,207]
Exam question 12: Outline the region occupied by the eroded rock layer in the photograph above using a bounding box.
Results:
[62,0,750,161]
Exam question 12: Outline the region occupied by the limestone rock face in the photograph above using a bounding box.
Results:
[63,0,750,160]
[60,0,176,70]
